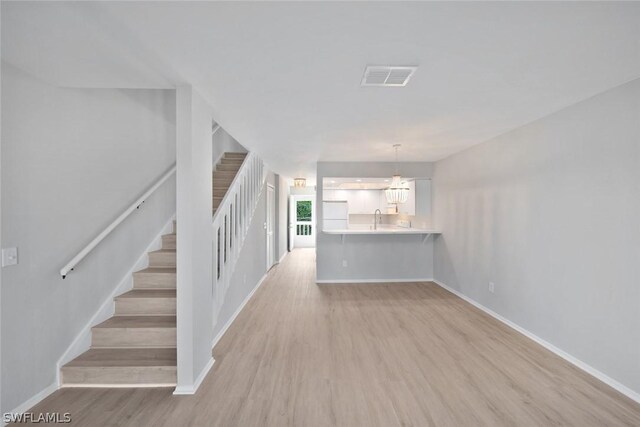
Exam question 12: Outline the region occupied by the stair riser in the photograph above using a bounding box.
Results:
[162,234,176,250]
[213,179,234,186]
[62,366,176,386]
[213,182,234,191]
[149,252,176,268]
[115,298,176,316]
[213,174,235,182]
[216,164,242,172]
[213,170,237,177]
[220,159,244,166]
[224,153,247,159]
[92,328,176,348]
[133,273,176,289]
[213,187,229,197]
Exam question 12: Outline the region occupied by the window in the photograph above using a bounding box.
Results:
[296,200,312,222]
[296,200,312,236]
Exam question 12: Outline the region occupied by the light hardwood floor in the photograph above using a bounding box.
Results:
[22,248,640,426]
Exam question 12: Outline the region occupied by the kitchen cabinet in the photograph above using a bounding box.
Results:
[324,184,416,216]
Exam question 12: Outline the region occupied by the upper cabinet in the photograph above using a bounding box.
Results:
[323,183,416,215]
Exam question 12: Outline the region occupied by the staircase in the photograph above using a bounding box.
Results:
[60,151,256,387]
[60,220,177,386]
[211,151,265,326]
[213,152,247,215]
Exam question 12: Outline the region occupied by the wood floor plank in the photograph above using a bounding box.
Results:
[20,248,640,426]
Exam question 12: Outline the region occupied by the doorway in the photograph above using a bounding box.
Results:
[290,195,315,248]
[266,184,276,270]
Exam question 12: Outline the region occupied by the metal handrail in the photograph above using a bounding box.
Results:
[59,164,176,278]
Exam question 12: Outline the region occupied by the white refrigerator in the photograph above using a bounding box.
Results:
[322,201,349,231]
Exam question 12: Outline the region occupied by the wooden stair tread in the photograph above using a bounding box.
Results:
[95,316,176,329]
[63,348,176,367]
[149,249,176,254]
[116,289,175,299]
[62,215,180,386]
[135,267,176,274]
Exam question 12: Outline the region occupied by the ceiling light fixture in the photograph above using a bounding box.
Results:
[294,178,306,188]
[385,144,409,204]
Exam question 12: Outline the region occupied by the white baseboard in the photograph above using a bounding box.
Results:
[3,381,58,425]
[173,357,215,395]
[432,279,640,404]
[56,215,176,385]
[277,251,288,264]
[211,271,269,350]
[316,277,435,284]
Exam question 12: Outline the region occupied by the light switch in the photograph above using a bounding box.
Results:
[2,247,18,267]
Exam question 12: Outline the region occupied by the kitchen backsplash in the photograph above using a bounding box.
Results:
[348,213,432,229]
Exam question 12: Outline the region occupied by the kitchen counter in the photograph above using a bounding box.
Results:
[323,224,440,243]
[324,224,440,235]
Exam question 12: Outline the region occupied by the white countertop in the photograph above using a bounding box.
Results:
[323,224,440,235]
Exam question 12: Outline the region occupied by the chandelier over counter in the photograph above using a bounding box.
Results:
[385,144,410,204]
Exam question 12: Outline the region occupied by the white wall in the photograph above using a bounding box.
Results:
[1,63,176,413]
[211,171,288,342]
[175,85,214,393]
[433,78,640,396]
[212,176,268,342]
[290,186,316,196]
[212,127,246,165]
[316,162,435,282]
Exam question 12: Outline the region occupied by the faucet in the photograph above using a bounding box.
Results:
[374,209,382,230]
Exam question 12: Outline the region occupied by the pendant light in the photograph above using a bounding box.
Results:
[385,144,409,204]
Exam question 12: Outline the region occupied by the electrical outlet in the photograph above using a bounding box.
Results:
[342,260,348,268]
[2,247,18,267]
[488,282,495,293]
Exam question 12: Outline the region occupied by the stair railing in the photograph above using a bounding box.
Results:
[59,164,176,278]
[212,152,266,322]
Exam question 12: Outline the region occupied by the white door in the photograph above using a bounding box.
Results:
[293,196,315,248]
[288,196,296,251]
[266,185,275,269]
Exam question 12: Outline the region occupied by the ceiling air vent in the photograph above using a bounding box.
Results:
[361,66,418,87]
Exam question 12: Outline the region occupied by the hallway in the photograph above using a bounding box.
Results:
[24,249,640,426]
